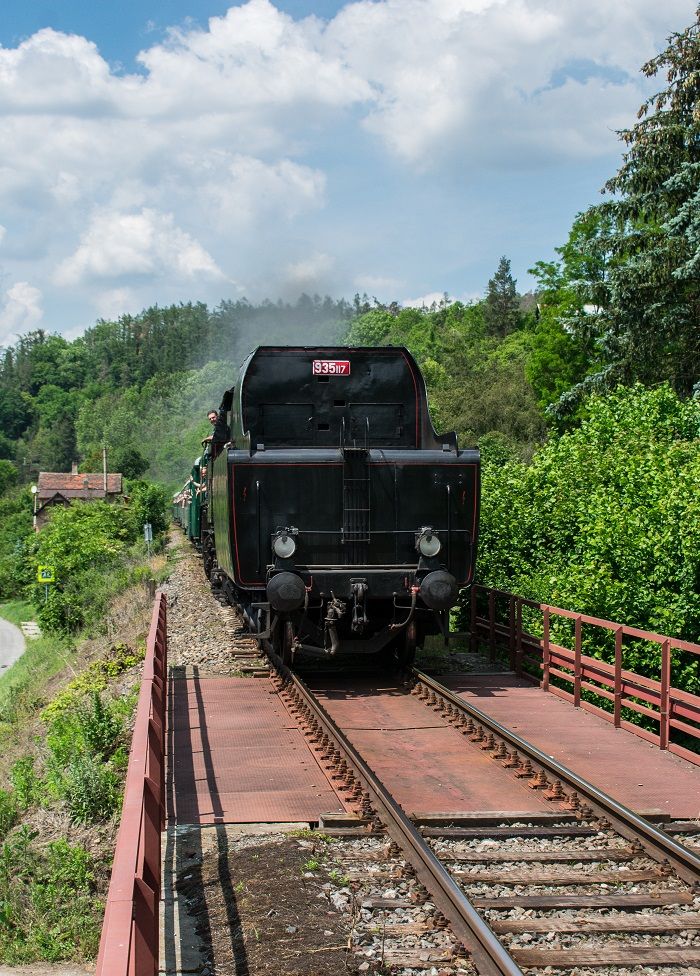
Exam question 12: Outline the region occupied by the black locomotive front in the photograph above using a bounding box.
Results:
[208,345,479,664]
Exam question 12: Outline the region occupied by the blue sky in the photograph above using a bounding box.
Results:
[0,1,693,341]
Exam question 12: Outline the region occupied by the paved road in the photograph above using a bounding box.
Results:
[0,616,25,672]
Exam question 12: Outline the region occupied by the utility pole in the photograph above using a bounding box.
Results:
[102,443,108,495]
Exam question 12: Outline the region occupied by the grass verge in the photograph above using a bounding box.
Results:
[0,627,73,739]
[0,598,36,628]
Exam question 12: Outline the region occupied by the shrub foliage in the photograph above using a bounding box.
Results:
[469,385,700,689]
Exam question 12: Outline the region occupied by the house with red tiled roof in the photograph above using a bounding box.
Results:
[35,462,124,527]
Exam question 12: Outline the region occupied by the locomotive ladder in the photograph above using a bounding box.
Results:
[341,449,371,563]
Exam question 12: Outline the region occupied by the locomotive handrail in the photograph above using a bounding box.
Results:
[468,585,700,764]
[96,592,167,976]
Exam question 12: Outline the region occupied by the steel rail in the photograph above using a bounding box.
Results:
[414,669,700,885]
[268,652,524,976]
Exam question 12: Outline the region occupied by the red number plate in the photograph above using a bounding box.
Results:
[312,359,351,376]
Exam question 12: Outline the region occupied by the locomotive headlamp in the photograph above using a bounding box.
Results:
[273,529,297,559]
[416,527,441,558]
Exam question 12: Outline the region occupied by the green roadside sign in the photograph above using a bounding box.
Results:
[37,565,56,584]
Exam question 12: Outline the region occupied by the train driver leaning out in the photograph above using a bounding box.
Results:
[202,409,218,451]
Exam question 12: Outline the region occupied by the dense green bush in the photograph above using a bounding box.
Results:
[45,692,124,767]
[27,501,129,631]
[43,689,126,823]
[126,478,170,535]
[77,692,124,759]
[60,755,120,824]
[468,384,700,688]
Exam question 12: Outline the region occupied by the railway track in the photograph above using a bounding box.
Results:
[264,649,700,975]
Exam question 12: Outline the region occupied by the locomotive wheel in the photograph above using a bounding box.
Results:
[395,620,417,668]
[273,617,294,666]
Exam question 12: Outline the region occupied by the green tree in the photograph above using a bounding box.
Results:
[345,309,394,346]
[483,256,521,338]
[0,490,33,599]
[566,9,700,396]
[526,213,610,415]
[126,480,169,536]
[0,461,17,497]
[111,446,148,480]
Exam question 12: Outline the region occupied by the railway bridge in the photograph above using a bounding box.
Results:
[94,575,700,976]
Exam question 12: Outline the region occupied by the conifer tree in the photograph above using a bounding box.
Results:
[484,256,521,337]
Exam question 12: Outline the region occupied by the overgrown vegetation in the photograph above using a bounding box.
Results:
[0,605,151,962]
[26,486,168,632]
[0,831,102,963]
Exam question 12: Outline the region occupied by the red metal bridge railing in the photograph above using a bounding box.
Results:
[96,592,167,976]
[468,585,700,765]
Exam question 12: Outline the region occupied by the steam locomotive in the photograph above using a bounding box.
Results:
[177,346,480,665]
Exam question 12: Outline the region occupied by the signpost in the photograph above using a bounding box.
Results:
[144,523,153,557]
[37,564,55,603]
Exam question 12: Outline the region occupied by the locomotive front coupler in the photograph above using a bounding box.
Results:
[350,579,369,634]
[324,594,347,655]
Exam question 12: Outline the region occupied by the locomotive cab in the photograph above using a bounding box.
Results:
[209,346,479,665]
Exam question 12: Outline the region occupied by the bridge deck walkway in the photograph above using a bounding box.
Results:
[442,672,700,819]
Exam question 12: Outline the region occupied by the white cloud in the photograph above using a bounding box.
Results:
[403,291,453,309]
[195,154,326,229]
[0,1,682,219]
[94,287,138,321]
[328,0,689,166]
[0,281,43,343]
[284,252,335,290]
[354,274,404,294]
[53,208,225,286]
[140,0,372,117]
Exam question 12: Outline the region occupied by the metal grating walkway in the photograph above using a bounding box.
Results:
[442,673,700,819]
[167,673,346,825]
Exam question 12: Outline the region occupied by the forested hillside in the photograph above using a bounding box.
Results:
[0,296,353,484]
